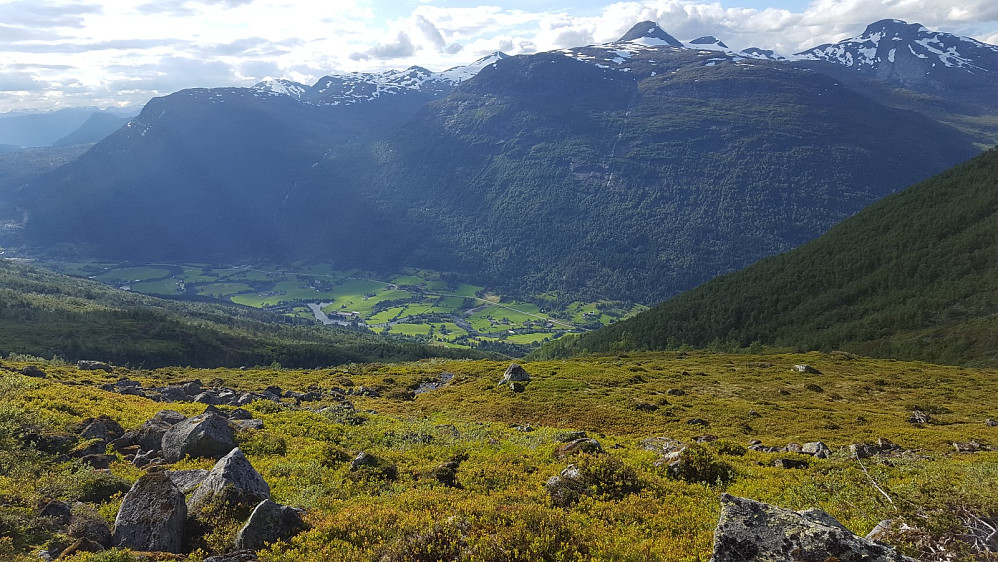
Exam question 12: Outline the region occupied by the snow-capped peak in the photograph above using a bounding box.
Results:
[793,19,998,73]
[252,78,308,99]
[440,51,510,83]
[617,21,684,48]
[688,36,729,49]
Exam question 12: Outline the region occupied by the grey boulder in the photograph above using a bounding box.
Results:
[112,472,187,553]
[233,499,309,550]
[710,494,914,562]
[188,448,270,518]
[161,412,236,463]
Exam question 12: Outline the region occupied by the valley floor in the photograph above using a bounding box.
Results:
[2,351,997,560]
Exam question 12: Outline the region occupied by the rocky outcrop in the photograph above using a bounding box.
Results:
[233,500,309,550]
[499,363,531,387]
[554,438,603,459]
[709,494,915,561]
[187,448,270,519]
[19,365,46,378]
[112,472,187,553]
[78,360,113,372]
[161,411,236,463]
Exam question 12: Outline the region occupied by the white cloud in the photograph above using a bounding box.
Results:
[1,0,997,112]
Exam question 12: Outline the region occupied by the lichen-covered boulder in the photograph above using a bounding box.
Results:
[112,472,187,553]
[136,410,187,452]
[710,494,915,561]
[187,448,270,518]
[499,363,531,385]
[161,411,235,463]
[79,415,125,442]
[233,499,308,550]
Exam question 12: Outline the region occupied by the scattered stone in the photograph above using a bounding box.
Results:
[20,365,46,378]
[877,438,902,452]
[228,409,250,421]
[193,392,222,405]
[801,441,830,459]
[161,411,236,463]
[205,550,259,562]
[908,410,930,424]
[709,494,915,562]
[183,380,204,396]
[773,458,809,469]
[554,438,603,459]
[556,431,588,442]
[230,419,265,432]
[79,415,125,442]
[431,462,461,488]
[784,443,803,454]
[79,454,114,469]
[57,537,105,558]
[233,500,309,551]
[348,452,398,481]
[187,448,271,518]
[850,443,878,459]
[168,469,210,494]
[747,410,761,417]
[666,388,686,396]
[633,402,659,412]
[112,471,187,553]
[953,441,982,453]
[687,418,709,427]
[77,360,112,372]
[866,519,895,542]
[987,418,998,427]
[513,424,534,432]
[39,500,72,525]
[68,504,112,548]
[135,410,187,452]
[640,437,685,455]
[157,386,188,402]
[693,435,719,443]
[545,465,587,507]
[132,449,158,468]
[792,364,821,374]
[264,385,282,397]
[499,363,531,385]
[509,382,526,393]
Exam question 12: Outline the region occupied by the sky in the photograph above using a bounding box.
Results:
[2,0,998,113]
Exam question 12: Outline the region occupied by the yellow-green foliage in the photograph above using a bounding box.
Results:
[2,351,998,560]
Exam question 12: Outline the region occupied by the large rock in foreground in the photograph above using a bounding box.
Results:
[710,494,915,562]
[161,411,236,463]
[234,499,308,550]
[112,472,187,553]
[188,448,270,518]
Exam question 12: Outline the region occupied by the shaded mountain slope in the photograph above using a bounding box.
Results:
[532,147,998,366]
[286,47,979,302]
[0,259,488,368]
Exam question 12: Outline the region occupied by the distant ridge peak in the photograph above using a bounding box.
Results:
[689,36,729,49]
[618,21,684,47]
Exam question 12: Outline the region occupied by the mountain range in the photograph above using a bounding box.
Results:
[7,20,997,308]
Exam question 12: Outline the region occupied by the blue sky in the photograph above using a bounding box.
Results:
[2,0,997,112]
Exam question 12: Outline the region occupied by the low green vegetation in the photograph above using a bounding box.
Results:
[0,260,488,368]
[2,350,998,560]
[34,262,645,355]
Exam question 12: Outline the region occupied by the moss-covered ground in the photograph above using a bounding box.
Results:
[2,351,997,560]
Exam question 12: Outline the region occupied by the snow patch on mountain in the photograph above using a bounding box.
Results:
[793,19,998,75]
[252,79,308,99]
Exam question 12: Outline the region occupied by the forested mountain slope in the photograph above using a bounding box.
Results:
[533,147,998,365]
